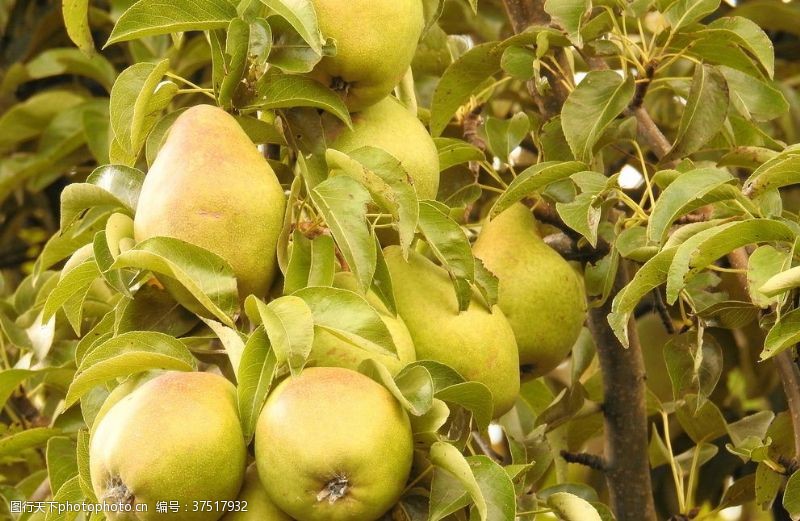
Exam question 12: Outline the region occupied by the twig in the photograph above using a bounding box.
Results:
[471,431,505,464]
[777,349,800,460]
[652,288,676,334]
[560,450,607,471]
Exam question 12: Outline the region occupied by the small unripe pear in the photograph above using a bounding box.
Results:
[221,465,293,521]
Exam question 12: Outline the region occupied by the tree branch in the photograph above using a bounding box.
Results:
[560,450,607,471]
[587,262,658,521]
[776,349,800,460]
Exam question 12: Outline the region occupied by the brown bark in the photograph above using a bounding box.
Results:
[776,350,800,459]
[587,263,658,521]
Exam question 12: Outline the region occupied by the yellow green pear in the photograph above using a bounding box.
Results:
[134,104,286,300]
[221,465,293,521]
[255,367,413,521]
[307,0,423,110]
[383,246,520,417]
[90,371,247,521]
[324,96,440,200]
[473,204,587,377]
[308,272,416,375]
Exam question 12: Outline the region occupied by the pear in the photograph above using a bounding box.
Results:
[90,371,246,521]
[255,367,413,521]
[473,204,587,377]
[383,246,520,417]
[307,272,415,375]
[221,465,293,521]
[307,0,423,110]
[134,105,286,300]
[324,96,439,200]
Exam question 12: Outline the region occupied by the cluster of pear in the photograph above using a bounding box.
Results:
[94,0,589,517]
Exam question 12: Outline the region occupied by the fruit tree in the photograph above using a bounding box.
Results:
[2,0,800,520]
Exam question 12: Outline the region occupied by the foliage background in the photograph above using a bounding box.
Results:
[4,0,800,520]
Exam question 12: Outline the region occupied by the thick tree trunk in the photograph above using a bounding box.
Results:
[587,263,658,521]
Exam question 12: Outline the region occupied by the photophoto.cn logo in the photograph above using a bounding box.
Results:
[9,501,148,515]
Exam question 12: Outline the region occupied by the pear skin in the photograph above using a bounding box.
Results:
[307,272,415,375]
[134,105,286,300]
[383,246,520,417]
[221,465,293,521]
[307,0,423,110]
[473,204,587,377]
[324,96,440,200]
[90,372,246,521]
[255,367,413,521]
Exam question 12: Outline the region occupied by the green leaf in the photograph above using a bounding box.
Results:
[260,0,324,54]
[0,90,85,153]
[60,164,145,230]
[468,456,517,520]
[666,219,795,303]
[664,0,721,31]
[429,442,488,520]
[489,161,586,218]
[111,237,239,326]
[0,369,37,410]
[430,42,502,137]
[747,245,790,308]
[218,18,250,108]
[46,437,77,495]
[435,381,494,431]
[762,308,800,359]
[664,331,723,403]
[109,59,172,161]
[20,48,116,91]
[267,16,324,74]
[237,327,279,442]
[676,395,728,443]
[326,147,419,254]
[756,461,781,510]
[664,65,729,161]
[609,247,677,346]
[646,168,735,244]
[544,0,589,47]
[744,146,800,197]
[199,317,246,377]
[77,429,95,501]
[547,492,602,521]
[283,232,336,294]
[561,71,634,162]
[359,359,434,416]
[435,137,485,171]
[46,475,83,521]
[701,17,775,78]
[784,470,800,518]
[107,0,237,46]
[42,261,100,325]
[294,286,396,356]
[311,176,376,292]
[0,428,61,459]
[64,331,196,408]
[252,73,351,126]
[245,295,315,376]
[722,66,789,122]
[556,192,601,247]
[417,201,474,311]
[63,0,94,54]
[484,113,530,161]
